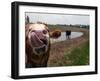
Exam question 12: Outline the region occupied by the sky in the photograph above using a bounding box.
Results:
[25,12,90,25]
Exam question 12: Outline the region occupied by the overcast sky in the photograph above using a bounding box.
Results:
[25,12,90,25]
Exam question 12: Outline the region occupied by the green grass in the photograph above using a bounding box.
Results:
[64,41,89,66]
[50,41,89,66]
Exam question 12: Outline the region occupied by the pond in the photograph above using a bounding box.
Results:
[50,32,83,43]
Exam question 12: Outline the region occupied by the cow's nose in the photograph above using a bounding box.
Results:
[36,31,46,39]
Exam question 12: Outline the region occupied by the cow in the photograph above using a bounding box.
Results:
[25,22,50,68]
[65,30,71,39]
[50,29,61,38]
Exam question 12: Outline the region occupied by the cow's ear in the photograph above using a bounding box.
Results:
[45,26,49,32]
[43,22,48,27]
[47,28,49,32]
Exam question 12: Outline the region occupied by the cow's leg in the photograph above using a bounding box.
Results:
[66,35,68,40]
[68,35,70,39]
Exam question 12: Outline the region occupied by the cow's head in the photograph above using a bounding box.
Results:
[26,23,50,55]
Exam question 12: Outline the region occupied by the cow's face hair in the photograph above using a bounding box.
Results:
[27,23,50,55]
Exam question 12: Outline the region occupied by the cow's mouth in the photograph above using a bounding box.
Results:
[40,39,47,45]
[30,32,49,55]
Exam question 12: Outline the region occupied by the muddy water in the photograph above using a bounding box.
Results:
[50,32,83,43]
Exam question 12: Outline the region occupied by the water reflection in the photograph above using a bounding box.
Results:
[50,32,83,43]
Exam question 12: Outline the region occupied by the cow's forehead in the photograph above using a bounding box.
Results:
[30,24,47,30]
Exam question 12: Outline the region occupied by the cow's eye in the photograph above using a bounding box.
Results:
[43,30,47,34]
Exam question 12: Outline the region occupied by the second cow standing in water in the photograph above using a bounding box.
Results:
[65,30,71,39]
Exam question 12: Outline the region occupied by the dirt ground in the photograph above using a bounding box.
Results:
[47,28,89,66]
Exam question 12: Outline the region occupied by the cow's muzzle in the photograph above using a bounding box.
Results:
[30,32,49,55]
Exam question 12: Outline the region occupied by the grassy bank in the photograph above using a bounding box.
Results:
[48,25,89,32]
[58,41,89,66]
[49,40,89,66]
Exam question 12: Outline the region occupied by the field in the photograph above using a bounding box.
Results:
[47,25,89,67]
